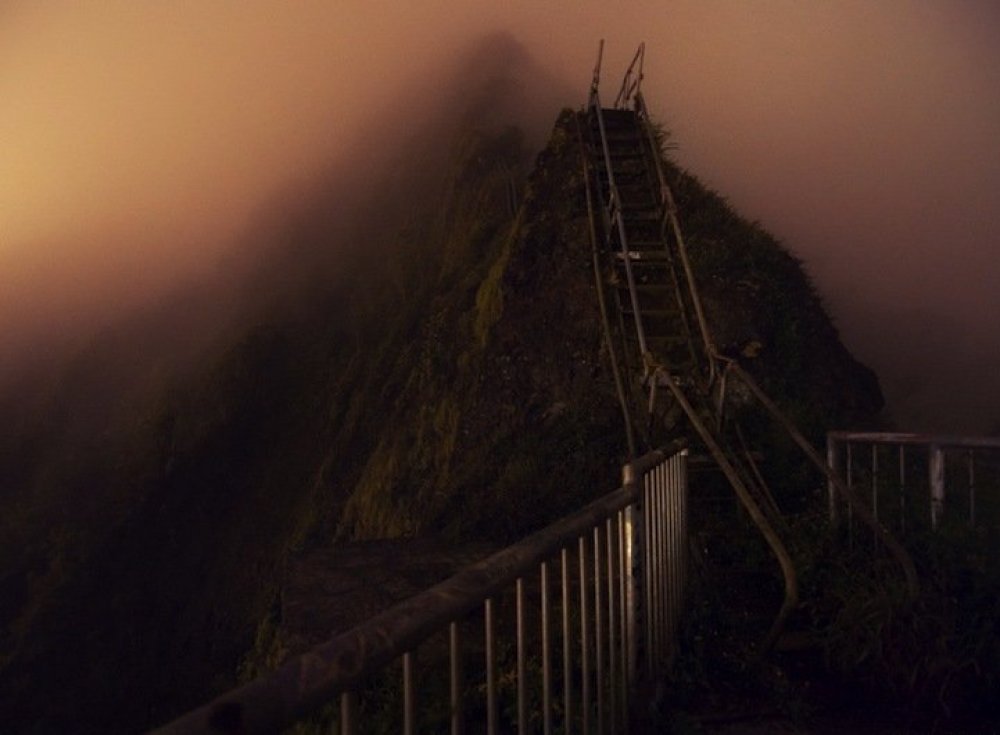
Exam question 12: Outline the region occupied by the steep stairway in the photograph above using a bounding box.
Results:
[579,41,918,654]
[591,108,700,378]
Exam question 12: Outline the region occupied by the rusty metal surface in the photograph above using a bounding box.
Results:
[152,447,683,735]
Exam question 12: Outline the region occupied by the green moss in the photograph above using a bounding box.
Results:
[338,438,413,539]
[236,595,287,683]
[430,395,460,475]
[473,220,517,347]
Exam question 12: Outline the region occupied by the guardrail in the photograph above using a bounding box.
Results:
[587,41,651,361]
[827,431,1000,534]
[153,447,688,734]
[613,42,645,109]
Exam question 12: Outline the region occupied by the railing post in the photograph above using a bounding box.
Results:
[846,442,854,547]
[967,450,976,527]
[450,621,463,735]
[341,691,357,735]
[930,444,945,530]
[826,434,840,527]
[899,445,906,535]
[485,599,498,735]
[677,450,689,648]
[403,653,415,735]
[621,461,643,693]
[871,444,880,545]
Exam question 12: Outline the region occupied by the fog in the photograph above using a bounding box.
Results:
[2,1,998,432]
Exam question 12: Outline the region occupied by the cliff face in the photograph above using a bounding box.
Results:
[0,103,881,731]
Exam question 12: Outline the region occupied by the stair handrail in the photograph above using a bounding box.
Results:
[589,38,604,108]
[632,74,918,600]
[585,43,918,656]
[654,365,799,652]
[152,447,689,734]
[632,90,718,385]
[587,44,651,361]
[614,42,645,109]
[576,114,639,457]
[723,359,920,601]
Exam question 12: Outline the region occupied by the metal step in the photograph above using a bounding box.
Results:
[602,132,643,145]
[614,250,671,262]
[624,336,692,360]
[617,184,659,204]
[622,209,660,222]
[621,307,680,319]
[623,239,666,250]
[593,167,646,184]
[614,282,678,300]
[595,108,636,125]
[608,151,644,162]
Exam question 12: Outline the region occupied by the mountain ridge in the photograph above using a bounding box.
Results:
[0,90,882,732]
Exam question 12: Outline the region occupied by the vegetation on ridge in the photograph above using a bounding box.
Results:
[0,102,907,733]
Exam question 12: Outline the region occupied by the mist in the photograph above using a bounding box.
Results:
[0,25,564,463]
[2,1,998,432]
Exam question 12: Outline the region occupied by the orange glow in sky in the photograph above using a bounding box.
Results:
[2,1,998,430]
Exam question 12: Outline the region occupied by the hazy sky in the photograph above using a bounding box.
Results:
[2,1,998,432]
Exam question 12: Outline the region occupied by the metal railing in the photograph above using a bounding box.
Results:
[827,431,1000,534]
[630,88,716,384]
[153,447,688,734]
[613,42,645,110]
[588,40,650,361]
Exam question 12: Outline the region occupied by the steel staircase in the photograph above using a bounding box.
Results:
[593,108,700,379]
[579,41,918,652]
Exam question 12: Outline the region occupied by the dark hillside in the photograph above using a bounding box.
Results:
[0,100,882,732]
[673,166,882,425]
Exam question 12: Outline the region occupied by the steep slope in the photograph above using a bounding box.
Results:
[0,100,882,732]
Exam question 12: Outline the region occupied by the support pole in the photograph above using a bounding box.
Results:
[620,462,642,690]
[930,444,945,531]
[826,435,841,527]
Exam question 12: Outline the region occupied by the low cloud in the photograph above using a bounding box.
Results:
[1,1,997,431]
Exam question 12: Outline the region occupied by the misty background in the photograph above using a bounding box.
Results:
[2,1,998,432]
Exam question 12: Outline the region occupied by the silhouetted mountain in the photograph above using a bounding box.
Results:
[0,56,881,732]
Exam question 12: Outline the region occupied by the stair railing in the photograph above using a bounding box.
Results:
[588,42,652,362]
[654,365,799,652]
[589,44,919,649]
[633,43,916,601]
[614,42,645,109]
[152,447,689,735]
[577,115,640,457]
[725,361,920,600]
[632,89,717,386]
[589,38,604,108]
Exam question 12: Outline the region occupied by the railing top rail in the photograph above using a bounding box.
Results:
[614,42,645,109]
[153,445,685,734]
[828,431,1000,451]
[589,38,605,108]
